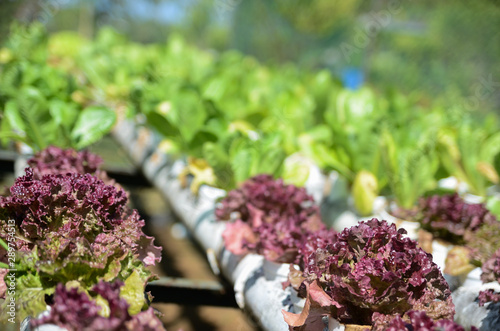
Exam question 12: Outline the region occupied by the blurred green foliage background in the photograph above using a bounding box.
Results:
[1,0,499,115]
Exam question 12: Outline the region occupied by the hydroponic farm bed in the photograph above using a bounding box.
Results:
[1,21,500,331]
[109,115,500,331]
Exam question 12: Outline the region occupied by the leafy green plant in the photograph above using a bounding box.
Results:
[0,24,116,151]
[1,101,116,151]
[438,122,500,197]
[298,87,387,214]
[380,125,440,209]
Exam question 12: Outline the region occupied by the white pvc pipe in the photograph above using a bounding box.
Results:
[453,282,500,330]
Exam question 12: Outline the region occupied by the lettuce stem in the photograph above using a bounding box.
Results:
[0,238,8,251]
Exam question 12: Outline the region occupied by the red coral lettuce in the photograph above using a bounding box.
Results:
[216,174,324,263]
[31,281,166,331]
[384,310,477,331]
[0,168,161,319]
[28,146,103,177]
[400,193,497,244]
[27,146,119,187]
[284,219,454,330]
[481,247,500,284]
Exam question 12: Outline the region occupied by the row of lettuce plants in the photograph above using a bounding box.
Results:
[5,146,499,329]
[44,23,500,294]
[2,24,500,216]
[111,112,500,330]
[213,169,500,330]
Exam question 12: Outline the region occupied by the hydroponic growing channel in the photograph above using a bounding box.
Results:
[1,4,500,330]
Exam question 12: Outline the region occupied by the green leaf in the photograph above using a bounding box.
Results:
[187,130,218,157]
[95,294,111,318]
[145,111,180,139]
[316,144,353,180]
[203,142,229,170]
[5,273,53,322]
[494,153,500,179]
[481,132,500,162]
[177,112,206,143]
[48,100,79,147]
[449,125,490,196]
[49,99,78,130]
[71,106,116,149]
[103,259,122,282]
[202,77,226,102]
[120,270,146,316]
[282,156,310,187]
[0,131,27,146]
[19,105,47,151]
[301,125,333,142]
[254,145,285,177]
[352,170,378,216]
[4,100,26,132]
[487,196,500,220]
[170,90,206,143]
[18,87,47,115]
[203,142,234,189]
[231,146,254,185]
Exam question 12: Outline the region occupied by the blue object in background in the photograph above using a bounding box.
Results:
[341,67,364,90]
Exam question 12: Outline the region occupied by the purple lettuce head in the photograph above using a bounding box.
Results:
[0,168,161,291]
[217,174,324,263]
[404,194,497,244]
[27,146,119,188]
[28,146,103,177]
[287,228,337,296]
[477,261,500,320]
[296,227,337,275]
[383,310,476,331]
[283,219,454,329]
[465,219,500,267]
[31,281,166,331]
[215,174,319,223]
[478,289,500,307]
[481,247,500,284]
